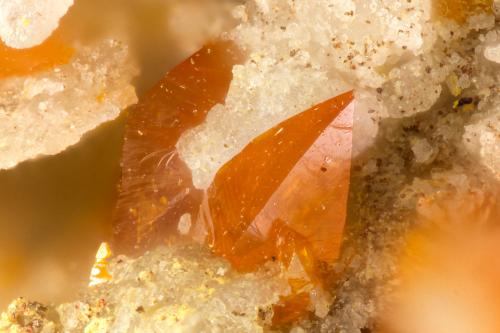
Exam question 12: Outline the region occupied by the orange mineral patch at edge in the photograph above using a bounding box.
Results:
[379,188,500,333]
[0,31,74,79]
[200,91,354,278]
[113,40,244,252]
[435,0,493,23]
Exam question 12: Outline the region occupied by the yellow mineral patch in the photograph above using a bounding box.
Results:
[446,73,462,97]
[84,317,110,333]
[89,242,112,287]
[96,90,107,103]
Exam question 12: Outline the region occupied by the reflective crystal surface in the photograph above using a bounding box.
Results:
[200,92,354,278]
[113,40,244,251]
[114,41,353,325]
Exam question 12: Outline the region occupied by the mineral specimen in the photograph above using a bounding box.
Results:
[115,40,353,271]
[115,36,353,323]
[2,0,500,332]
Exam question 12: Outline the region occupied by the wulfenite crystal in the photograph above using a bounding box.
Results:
[115,39,354,325]
[199,92,354,277]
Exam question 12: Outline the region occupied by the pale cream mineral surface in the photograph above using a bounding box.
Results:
[0,245,288,333]
[0,0,74,48]
[0,39,137,170]
[177,0,498,189]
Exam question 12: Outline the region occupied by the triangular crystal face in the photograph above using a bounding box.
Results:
[200,92,354,278]
[113,41,244,251]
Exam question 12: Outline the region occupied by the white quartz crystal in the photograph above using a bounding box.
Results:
[2,1,500,332]
[0,0,73,48]
[0,39,137,170]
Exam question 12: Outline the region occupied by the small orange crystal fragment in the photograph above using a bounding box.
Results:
[113,41,244,251]
[435,0,492,23]
[0,31,73,79]
[200,92,354,278]
[272,292,311,326]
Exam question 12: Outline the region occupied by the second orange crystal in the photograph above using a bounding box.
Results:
[199,92,354,278]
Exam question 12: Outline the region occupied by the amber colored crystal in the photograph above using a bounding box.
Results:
[272,292,311,326]
[113,41,244,251]
[0,31,73,79]
[435,0,492,23]
[200,91,354,278]
[114,42,352,324]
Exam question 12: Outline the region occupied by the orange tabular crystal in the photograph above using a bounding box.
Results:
[201,92,354,278]
[435,0,492,23]
[113,41,244,251]
[114,41,353,325]
[0,31,73,79]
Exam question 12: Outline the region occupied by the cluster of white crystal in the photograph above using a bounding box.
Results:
[0,245,288,333]
[178,0,500,189]
[0,39,137,170]
[0,0,73,48]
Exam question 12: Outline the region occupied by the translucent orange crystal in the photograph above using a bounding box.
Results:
[113,40,244,251]
[114,39,353,262]
[435,0,493,23]
[0,31,73,79]
[272,292,311,326]
[114,40,353,326]
[200,92,354,278]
